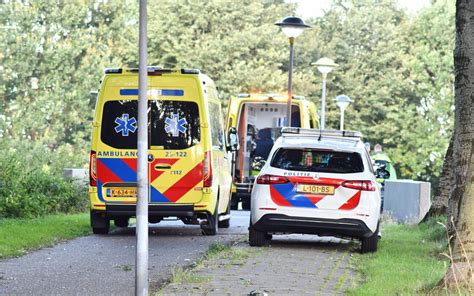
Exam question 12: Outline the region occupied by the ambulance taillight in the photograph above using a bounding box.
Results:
[203,151,212,187]
[89,151,97,186]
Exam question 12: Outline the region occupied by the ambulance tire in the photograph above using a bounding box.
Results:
[242,198,251,211]
[361,223,379,254]
[202,202,218,236]
[249,222,267,247]
[91,211,110,235]
[218,201,231,228]
[114,218,129,228]
[230,193,238,210]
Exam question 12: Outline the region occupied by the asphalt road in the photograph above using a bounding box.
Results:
[0,211,250,296]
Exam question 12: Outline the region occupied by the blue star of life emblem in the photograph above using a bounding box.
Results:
[165,113,187,137]
[114,113,137,136]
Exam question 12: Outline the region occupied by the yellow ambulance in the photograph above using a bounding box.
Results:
[89,67,231,235]
[226,93,318,210]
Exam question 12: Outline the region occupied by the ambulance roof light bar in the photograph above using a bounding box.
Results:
[281,127,362,139]
[105,67,201,75]
[105,68,122,74]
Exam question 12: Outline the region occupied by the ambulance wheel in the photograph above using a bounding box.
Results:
[218,202,231,228]
[242,200,250,211]
[230,193,238,210]
[218,217,230,228]
[361,223,379,254]
[249,222,267,247]
[114,218,129,228]
[201,203,218,236]
[91,211,110,235]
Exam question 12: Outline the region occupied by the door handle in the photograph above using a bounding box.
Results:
[155,164,172,170]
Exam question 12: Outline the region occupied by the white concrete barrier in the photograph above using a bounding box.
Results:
[383,180,431,224]
[63,168,88,186]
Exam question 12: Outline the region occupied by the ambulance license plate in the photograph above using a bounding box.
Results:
[296,184,334,195]
[108,187,137,197]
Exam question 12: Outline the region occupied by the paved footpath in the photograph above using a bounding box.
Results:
[0,211,250,296]
[161,235,356,295]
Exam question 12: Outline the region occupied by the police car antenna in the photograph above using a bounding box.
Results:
[318,127,322,141]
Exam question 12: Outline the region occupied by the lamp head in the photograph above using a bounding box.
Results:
[313,57,338,74]
[275,16,311,38]
[334,94,353,110]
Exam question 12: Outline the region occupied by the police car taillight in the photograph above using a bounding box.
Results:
[256,174,289,184]
[342,180,376,191]
[203,151,212,187]
[89,151,97,187]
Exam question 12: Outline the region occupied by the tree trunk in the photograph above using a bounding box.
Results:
[431,135,454,216]
[442,0,474,289]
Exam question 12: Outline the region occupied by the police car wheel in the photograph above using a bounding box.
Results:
[249,223,267,247]
[361,223,380,254]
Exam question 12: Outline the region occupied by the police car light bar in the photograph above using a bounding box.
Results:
[281,127,362,138]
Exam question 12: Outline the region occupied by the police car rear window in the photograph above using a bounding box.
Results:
[100,100,200,149]
[270,148,364,174]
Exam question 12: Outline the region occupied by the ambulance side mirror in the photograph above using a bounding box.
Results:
[375,164,390,180]
[227,127,239,151]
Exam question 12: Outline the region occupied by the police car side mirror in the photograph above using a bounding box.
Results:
[227,127,239,151]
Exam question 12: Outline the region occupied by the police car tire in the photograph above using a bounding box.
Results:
[361,223,379,253]
[249,223,267,247]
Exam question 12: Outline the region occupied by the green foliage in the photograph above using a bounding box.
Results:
[0,0,455,203]
[0,140,88,218]
[147,0,293,103]
[298,0,455,186]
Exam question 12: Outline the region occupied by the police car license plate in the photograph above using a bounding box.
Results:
[108,187,137,197]
[296,184,334,195]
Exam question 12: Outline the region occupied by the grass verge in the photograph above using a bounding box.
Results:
[347,216,448,295]
[0,212,90,259]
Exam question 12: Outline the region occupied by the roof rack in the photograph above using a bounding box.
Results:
[281,127,362,139]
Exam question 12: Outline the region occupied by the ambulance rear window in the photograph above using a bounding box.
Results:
[100,100,200,149]
[150,100,200,149]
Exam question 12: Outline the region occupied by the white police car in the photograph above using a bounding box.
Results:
[249,128,381,253]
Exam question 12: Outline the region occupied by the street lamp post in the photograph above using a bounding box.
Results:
[312,57,338,130]
[275,16,310,127]
[334,94,353,130]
